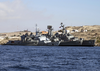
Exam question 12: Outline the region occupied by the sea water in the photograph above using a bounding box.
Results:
[0,45,100,71]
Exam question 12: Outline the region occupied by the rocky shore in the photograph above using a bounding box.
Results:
[0,25,100,46]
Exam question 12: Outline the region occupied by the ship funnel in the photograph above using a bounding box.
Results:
[47,25,53,37]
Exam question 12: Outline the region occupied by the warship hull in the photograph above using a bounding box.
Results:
[59,40,95,46]
[3,42,38,46]
[59,41,82,46]
[3,40,95,46]
[3,41,60,46]
[82,40,95,46]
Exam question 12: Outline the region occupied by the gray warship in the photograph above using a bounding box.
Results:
[3,23,95,46]
[58,23,95,46]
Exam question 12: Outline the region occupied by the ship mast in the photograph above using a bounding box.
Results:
[36,24,39,36]
[60,22,65,34]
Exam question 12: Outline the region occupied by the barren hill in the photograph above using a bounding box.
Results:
[65,25,100,32]
[65,25,100,46]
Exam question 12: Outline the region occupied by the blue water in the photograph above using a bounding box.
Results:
[0,45,100,71]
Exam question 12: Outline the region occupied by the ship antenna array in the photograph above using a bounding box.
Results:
[60,22,66,34]
[36,24,39,36]
[60,22,65,30]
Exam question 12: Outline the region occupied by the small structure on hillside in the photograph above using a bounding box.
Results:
[84,30,87,32]
[0,34,6,36]
[81,29,87,32]
[71,29,79,33]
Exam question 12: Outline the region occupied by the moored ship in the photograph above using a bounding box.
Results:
[3,23,95,46]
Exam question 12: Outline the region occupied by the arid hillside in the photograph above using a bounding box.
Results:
[65,25,100,31]
[65,25,100,46]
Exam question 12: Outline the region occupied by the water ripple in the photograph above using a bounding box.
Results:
[9,65,30,70]
[0,46,100,71]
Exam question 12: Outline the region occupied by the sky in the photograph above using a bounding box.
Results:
[0,0,100,33]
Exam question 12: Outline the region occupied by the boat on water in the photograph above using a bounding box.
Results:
[57,23,95,46]
[3,23,95,46]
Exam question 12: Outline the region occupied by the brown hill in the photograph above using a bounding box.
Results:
[65,25,100,31]
[65,25,100,46]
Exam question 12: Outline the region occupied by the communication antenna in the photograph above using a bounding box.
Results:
[36,24,38,36]
[60,22,66,34]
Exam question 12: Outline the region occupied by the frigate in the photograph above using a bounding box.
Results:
[3,23,95,46]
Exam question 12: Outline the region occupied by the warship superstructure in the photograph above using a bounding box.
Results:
[3,23,95,46]
[58,23,95,46]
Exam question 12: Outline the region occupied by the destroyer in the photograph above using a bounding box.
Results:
[58,23,95,46]
[3,23,95,46]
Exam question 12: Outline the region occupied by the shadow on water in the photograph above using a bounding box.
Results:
[8,65,30,70]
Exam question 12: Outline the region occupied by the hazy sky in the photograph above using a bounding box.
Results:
[0,0,100,32]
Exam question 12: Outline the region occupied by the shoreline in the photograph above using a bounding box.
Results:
[0,25,100,46]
